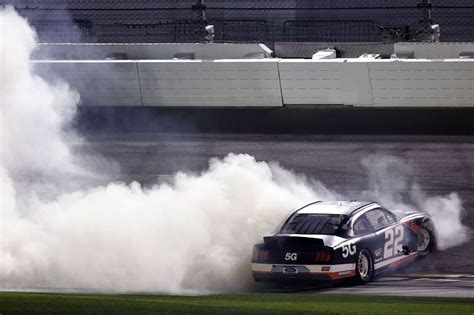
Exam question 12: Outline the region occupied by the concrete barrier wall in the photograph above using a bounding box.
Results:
[279,60,374,106]
[33,59,282,107]
[137,60,282,106]
[278,60,344,105]
[369,60,474,107]
[32,59,474,107]
[279,59,474,107]
[33,61,142,106]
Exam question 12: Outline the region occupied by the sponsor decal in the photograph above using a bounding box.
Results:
[342,243,357,258]
[321,266,331,272]
[284,253,298,261]
[338,271,352,276]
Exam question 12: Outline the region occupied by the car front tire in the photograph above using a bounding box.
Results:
[355,249,374,284]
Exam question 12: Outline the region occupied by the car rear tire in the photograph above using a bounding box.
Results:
[355,249,374,284]
[417,221,437,256]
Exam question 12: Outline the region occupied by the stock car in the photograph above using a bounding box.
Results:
[251,201,436,284]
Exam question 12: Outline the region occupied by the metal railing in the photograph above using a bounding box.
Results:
[8,1,474,43]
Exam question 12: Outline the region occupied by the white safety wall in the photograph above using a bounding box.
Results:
[279,59,474,107]
[32,61,142,106]
[369,60,474,107]
[137,60,281,106]
[32,59,474,107]
[278,59,374,106]
[278,60,344,105]
[33,59,282,107]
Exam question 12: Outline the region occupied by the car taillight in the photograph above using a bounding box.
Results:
[315,251,332,262]
[257,250,269,261]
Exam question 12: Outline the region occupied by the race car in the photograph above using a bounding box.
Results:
[251,201,436,284]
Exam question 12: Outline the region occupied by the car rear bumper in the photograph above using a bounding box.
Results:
[252,263,356,282]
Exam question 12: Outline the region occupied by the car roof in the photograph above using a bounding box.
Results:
[296,201,376,216]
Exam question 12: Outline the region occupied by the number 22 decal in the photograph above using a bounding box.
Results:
[384,225,404,259]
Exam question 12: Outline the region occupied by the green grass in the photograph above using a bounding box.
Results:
[0,292,473,315]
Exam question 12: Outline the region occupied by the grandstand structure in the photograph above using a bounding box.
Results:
[3,0,474,44]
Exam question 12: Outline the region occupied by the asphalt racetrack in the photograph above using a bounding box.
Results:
[84,133,474,298]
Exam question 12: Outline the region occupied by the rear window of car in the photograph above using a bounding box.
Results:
[280,214,347,235]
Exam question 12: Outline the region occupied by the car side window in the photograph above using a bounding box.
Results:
[365,209,390,231]
[353,214,373,235]
[383,209,397,224]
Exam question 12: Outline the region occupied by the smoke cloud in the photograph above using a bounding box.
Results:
[0,7,470,293]
[360,154,470,250]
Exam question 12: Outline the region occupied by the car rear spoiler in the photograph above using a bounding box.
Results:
[263,235,325,248]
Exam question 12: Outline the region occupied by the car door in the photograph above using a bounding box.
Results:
[366,208,406,272]
[349,213,376,260]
